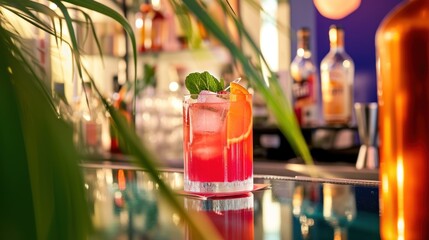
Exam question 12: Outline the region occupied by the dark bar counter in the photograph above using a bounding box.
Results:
[81,162,379,239]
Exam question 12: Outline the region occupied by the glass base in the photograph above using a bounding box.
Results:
[184,177,253,193]
[184,194,254,211]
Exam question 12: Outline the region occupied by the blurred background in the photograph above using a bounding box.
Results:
[21,0,402,165]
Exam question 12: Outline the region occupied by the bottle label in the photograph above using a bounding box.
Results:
[322,69,350,121]
[292,75,313,100]
[292,74,317,125]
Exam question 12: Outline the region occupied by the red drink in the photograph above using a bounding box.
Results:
[185,194,254,240]
[183,92,253,193]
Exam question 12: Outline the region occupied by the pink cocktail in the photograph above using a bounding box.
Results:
[183,91,253,193]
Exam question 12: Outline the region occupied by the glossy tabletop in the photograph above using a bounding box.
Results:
[82,162,380,240]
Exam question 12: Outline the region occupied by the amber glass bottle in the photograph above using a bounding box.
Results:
[376,0,429,239]
[138,0,165,52]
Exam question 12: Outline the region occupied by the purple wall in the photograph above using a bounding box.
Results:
[291,0,403,103]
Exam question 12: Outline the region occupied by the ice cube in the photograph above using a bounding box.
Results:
[190,102,229,133]
[197,90,228,103]
[191,138,223,160]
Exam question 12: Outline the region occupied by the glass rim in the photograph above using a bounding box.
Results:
[184,92,252,97]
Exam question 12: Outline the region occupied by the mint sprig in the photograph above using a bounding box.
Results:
[185,71,225,94]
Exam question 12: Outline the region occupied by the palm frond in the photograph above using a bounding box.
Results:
[2,1,61,41]
[61,0,137,80]
[0,20,91,240]
[68,7,104,59]
[0,1,219,239]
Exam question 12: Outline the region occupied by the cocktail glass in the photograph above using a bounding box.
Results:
[183,91,253,193]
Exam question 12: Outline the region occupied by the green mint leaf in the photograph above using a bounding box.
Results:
[220,78,225,90]
[185,71,224,94]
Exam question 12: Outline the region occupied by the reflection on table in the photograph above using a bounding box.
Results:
[82,163,380,240]
[185,193,254,239]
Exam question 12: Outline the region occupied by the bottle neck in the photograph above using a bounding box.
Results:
[329,27,345,51]
[297,29,312,58]
[298,36,310,50]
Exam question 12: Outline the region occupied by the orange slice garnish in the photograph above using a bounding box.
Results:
[227,82,252,144]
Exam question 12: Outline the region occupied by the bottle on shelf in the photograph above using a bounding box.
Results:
[74,82,107,156]
[376,0,429,239]
[138,0,166,53]
[290,27,318,126]
[109,75,122,154]
[320,25,354,125]
[109,76,131,154]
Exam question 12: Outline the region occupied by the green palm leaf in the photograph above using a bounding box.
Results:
[0,20,91,239]
[0,1,218,239]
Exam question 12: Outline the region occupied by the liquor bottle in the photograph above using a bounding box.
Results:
[290,27,318,126]
[109,76,122,154]
[320,25,354,125]
[376,0,429,239]
[109,76,131,154]
[75,82,106,156]
[138,0,166,52]
[137,3,149,52]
